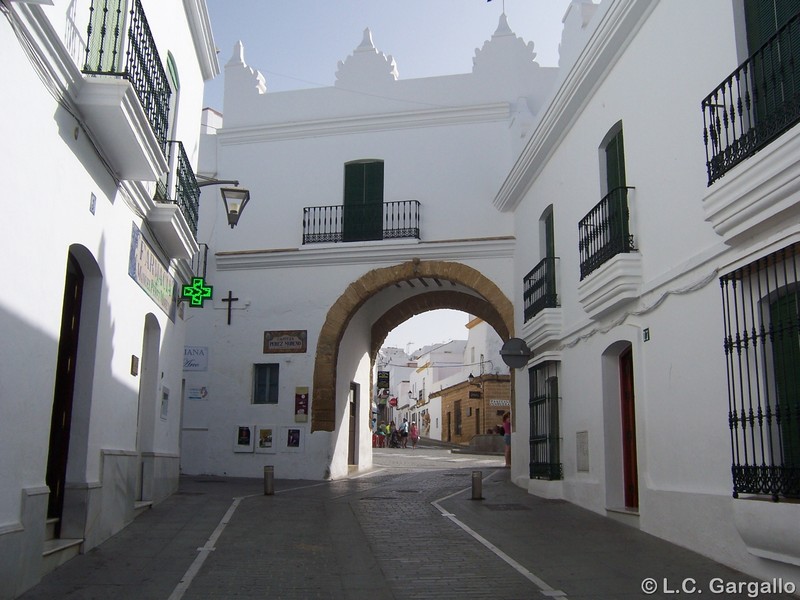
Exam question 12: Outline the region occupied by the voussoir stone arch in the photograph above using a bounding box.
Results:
[311,259,513,432]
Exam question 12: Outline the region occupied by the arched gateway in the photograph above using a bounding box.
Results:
[311,259,514,432]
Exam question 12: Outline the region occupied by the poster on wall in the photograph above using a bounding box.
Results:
[255,425,275,454]
[283,427,304,452]
[187,386,209,401]
[295,387,309,423]
[234,425,254,453]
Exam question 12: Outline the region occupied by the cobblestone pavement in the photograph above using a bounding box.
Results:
[18,448,799,599]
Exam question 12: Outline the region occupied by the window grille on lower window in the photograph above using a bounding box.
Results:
[720,242,800,499]
[529,361,562,480]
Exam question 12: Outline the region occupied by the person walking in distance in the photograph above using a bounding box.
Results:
[409,421,419,449]
[399,418,410,448]
[502,412,512,467]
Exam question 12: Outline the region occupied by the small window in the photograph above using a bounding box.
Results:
[253,364,279,404]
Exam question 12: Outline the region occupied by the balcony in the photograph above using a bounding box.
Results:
[702,12,800,186]
[148,141,200,260]
[75,0,170,181]
[578,187,636,280]
[523,256,559,322]
[577,187,641,318]
[302,200,420,244]
[522,256,561,350]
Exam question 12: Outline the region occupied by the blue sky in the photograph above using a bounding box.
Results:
[201,0,573,350]
[203,0,573,110]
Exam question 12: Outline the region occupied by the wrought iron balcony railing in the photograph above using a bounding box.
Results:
[155,140,200,236]
[302,200,421,244]
[578,187,635,280]
[702,11,800,185]
[83,0,171,152]
[523,256,559,322]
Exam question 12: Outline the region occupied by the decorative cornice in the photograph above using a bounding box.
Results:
[182,0,220,81]
[215,236,515,271]
[493,0,657,212]
[218,103,511,144]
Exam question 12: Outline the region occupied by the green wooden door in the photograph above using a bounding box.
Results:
[343,161,383,242]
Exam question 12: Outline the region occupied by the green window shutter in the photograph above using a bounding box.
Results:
[544,209,555,259]
[745,0,800,120]
[769,293,800,467]
[605,128,629,247]
[745,0,800,51]
[605,128,626,192]
[343,161,384,241]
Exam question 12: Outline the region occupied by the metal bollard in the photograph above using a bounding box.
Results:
[264,465,274,496]
[471,470,483,500]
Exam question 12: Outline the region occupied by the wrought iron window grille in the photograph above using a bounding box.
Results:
[720,242,800,500]
[529,361,562,481]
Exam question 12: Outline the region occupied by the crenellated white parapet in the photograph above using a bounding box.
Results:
[473,13,540,80]
[335,28,399,89]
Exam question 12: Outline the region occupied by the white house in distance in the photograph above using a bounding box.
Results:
[502,0,800,586]
[0,0,217,596]
[182,13,557,480]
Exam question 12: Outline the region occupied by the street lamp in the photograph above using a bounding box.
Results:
[196,176,252,229]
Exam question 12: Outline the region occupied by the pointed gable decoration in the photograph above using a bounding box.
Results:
[472,13,540,79]
[225,40,267,95]
[335,28,399,89]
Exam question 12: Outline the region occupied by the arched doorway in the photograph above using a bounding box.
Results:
[46,246,101,538]
[311,259,514,433]
[603,340,639,511]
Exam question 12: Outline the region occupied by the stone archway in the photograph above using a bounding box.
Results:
[311,259,514,432]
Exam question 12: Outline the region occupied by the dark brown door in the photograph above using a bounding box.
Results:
[46,255,84,534]
[619,347,639,509]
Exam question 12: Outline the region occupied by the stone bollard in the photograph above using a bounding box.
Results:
[264,465,274,496]
[471,470,483,500]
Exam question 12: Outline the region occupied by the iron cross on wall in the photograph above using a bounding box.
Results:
[221,290,239,325]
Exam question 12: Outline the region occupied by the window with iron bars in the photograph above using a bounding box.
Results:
[720,242,800,499]
[529,361,562,480]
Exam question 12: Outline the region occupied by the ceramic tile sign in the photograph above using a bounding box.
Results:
[263,330,307,353]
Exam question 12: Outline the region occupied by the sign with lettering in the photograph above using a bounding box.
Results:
[489,399,511,406]
[183,346,208,371]
[377,371,390,389]
[129,223,177,319]
[263,330,307,354]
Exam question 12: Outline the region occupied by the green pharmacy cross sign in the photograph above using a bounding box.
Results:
[182,277,213,307]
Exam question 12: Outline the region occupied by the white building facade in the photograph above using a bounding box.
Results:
[182,15,557,481]
[0,0,217,596]
[503,0,800,585]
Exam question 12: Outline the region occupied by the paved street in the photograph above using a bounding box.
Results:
[19,447,798,599]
